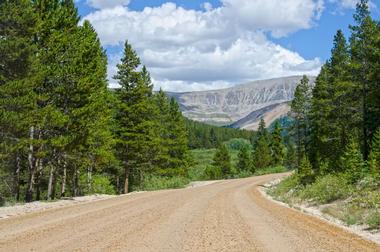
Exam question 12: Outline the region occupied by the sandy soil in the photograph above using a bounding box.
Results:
[0,173,379,252]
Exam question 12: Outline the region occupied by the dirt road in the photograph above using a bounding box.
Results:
[0,173,379,252]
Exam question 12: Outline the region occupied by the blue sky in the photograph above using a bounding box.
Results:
[75,0,379,91]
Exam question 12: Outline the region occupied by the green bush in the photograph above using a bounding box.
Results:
[204,165,222,180]
[92,175,116,195]
[298,174,352,204]
[366,212,380,230]
[268,174,299,201]
[224,138,252,151]
[297,156,314,185]
[139,176,190,191]
[80,174,116,195]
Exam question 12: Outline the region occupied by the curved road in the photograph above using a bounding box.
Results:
[0,173,378,251]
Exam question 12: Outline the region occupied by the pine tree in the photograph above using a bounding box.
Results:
[0,0,37,202]
[340,139,365,183]
[254,117,269,146]
[114,41,159,192]
[167,97,189,174]
[368,129,380,175]
[285,143,297,169]
[153,89,171,172]
[210,128,219,148]
[310,30,354,171]
[213,144,232,178]
[297,156,314,185]
[252,137,271,170]
[291,75,312,166]
[271,121,285,166]
[349,0,380,159]
[237,146,252,173]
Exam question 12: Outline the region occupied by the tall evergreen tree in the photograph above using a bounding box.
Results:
[252,137,271,170]
[310,30,354,171]
[167,97,189,174]
[254,117,269,145]
[349,0,380,159]
[213,144,232,178]
[368,128,380,175]
[271,121,285,166]
[290,75,312,166]
[0,0,37,201]
[237,145,252,173]
[114,41,159,192]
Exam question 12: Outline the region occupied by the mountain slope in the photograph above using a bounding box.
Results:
[168,75,315,130]
[229,102,290,130]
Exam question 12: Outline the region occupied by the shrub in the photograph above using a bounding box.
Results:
[366,212,380,230]
[297,156,314,185]
[224,138,252,151]
[92,175,116,195]
[298,174,352,204]
[139,176,190,191]
[80,174,116,195]
[268,174,299,201]
[204,165,222,180]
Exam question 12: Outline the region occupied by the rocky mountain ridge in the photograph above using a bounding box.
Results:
[168,75,316,130]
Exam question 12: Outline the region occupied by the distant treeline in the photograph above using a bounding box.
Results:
[185,119,254,149]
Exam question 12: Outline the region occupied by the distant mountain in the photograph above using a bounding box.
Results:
[167,76,316,130]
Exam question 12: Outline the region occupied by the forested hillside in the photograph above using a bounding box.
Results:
[271,0,380,230]
[0,0,191,204]
[185,119,254,149]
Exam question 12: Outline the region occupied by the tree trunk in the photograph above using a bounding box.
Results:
[26,126,35,202]
[35,169,40,201]
[35,158,43,201]
[87,166,92,194]
[124,166,129,194]
[72,165,79,197]
[47,165,55,200]
[116,176,120,194]
[60,160,67,198]
[52,171,57,200]
[14,152,21,201]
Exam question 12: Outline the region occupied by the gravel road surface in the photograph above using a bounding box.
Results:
[0,173,378,252]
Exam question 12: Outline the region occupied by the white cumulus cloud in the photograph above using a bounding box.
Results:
[83,1,323,92]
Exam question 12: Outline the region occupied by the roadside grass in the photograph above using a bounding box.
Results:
[254,166,288,176]
[137,176,190,191]
[269,173,380,229]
